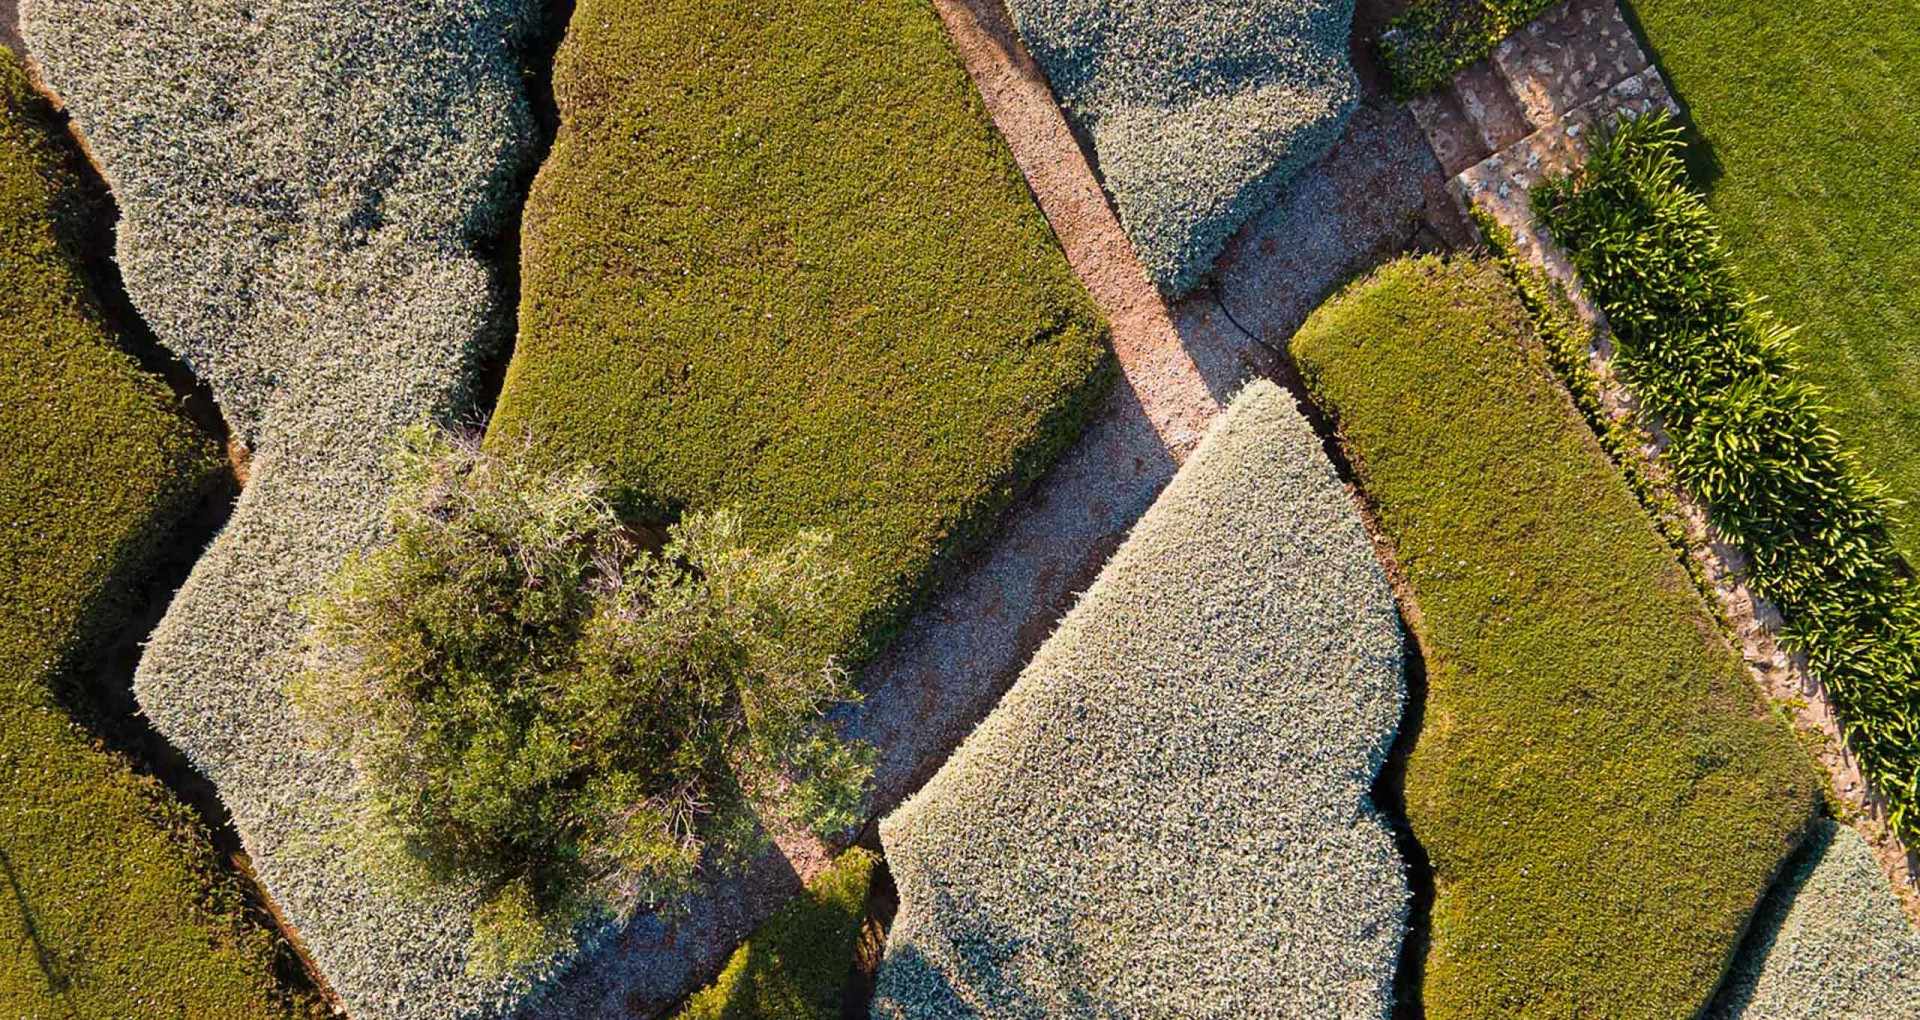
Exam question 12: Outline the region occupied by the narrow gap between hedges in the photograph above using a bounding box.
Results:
[30,82,325,1005]
[1264,346,1435,1020]
[471,0,578,430]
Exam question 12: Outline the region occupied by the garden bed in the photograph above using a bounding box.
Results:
[873,380,1407,1018]
[1293,256,1819,1019]
[0,50,302,1017]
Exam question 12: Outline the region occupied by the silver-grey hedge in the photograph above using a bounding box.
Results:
[23,2,552,1017]
[1714,821,1920,1019]
[1006,0,1359,296]
[871,379,1406,1019]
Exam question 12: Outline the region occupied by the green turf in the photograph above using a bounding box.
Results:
[1293,257,1819,1019]
[0,51,309,1018]
[676,849,877,1020]
[1625,0,1920,564]
[487,0,1111,663]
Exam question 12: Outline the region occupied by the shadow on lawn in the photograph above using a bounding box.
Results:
[1611,0,1726,193]
[1,848,79,1016]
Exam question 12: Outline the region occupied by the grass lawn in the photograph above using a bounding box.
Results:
[488,0,1111,663]
[0,51,308,1018]
[1293,257,1819,1019]
[676,849,878,1020]
[1626,0,1920,564]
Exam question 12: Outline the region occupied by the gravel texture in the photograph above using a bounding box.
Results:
[1713,821,1920,1019]
[871,379,1406,1019]
[1005,0,1360,296]
[22,2,548,1017]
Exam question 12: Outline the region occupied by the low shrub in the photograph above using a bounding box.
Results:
[676,848,878,1020]
[1536,113,1920,839]
[295,428,872,976]
[873,380,1407,1018]
[0,50,305,1017]
[1378,0,1556,97]
[25,3,551,1016]
[1006,0,1359,295]
[1293,256,1818,1018]
[1712,821,1920,1018]
[488,0,1111,669]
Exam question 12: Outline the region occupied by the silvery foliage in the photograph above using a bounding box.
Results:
[23,2,560,1017]
[1715,821,1920,1019]
[1008,0,1359,296]
[872,380,1406,1019]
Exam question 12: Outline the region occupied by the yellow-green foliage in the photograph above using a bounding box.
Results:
[488,0,1111,663]
[1293,257,1818,1018]
[677,849,877,1020]
[0,51,307,1017]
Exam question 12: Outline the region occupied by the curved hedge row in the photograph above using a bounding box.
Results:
[25,3,546,1017]
[1713,821,1920,1018]
[1537,114,1920,840]
[873,380,1407,1019]
[1294,257,1817,1019]
[488,0,1111,668]
[1005,0,1359,295]
[0,50,300,1016]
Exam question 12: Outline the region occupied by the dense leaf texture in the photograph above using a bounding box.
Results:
[297,430,870,975]
[1377,0,1556,97]
[488,0,1111,668]
[1538,115,1920,838]
[1294,257,1817,1018]
[0,51,301,1017]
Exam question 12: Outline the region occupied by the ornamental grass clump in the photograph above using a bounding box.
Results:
[295,428,873,977]
[1537,113,1920,838]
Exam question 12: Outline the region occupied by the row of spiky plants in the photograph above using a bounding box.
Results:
[1536,111,1920,837]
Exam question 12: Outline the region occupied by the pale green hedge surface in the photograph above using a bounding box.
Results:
[873,380,1406,1019]
[24,3,548,1018]
[1712,821,1920,1018]
[1005,0,1359,295]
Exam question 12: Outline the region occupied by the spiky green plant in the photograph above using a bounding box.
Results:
[1537,112,1920,836]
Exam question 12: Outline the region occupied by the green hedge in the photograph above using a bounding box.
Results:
[1537,114,1920,840]
[1378,0,1555,97]
[676,849,877,1020]
[487,0,1111,666]
[0,50,305,1017]
[1294,256,1818,1018]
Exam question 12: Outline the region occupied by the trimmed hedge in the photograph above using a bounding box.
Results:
[25,3,548,1017]
[487,0,1111,666]
[1712,821,1920,1018]
[1005,0,1358,295]
[1537,114,1920,840]
[1378,0,1555,97]
[0,50,302,1017]
[873,380,1407,1019]
[675,849,877,1020]
[1293,257,1818,1019]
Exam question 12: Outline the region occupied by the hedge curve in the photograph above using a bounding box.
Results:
[1005,0,1359,295]
[24,3,550,1017]
[872,379,1407,1019]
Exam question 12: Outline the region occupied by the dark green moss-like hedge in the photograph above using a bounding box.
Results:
[1378,0,1555,97]
[675,849,877,1020]
[488,0,1112,663]
[1294,256,1818,1019]
[1537,114,1920,842]
[0,51,305,1018]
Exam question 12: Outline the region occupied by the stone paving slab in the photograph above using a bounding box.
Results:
[1493,0,1649,128]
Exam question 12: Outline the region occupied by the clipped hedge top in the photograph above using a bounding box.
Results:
[1293,257,1818,1019]
[488,0,1111,666]
[1713,821,1920,1019]
[0,49,297,1016]
[25,3,545,1017]
[1006,0,1358,295]
[873,380,1406,1019]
